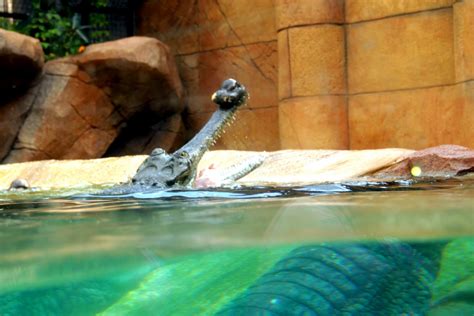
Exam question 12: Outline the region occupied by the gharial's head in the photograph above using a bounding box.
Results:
[211,78,249,110]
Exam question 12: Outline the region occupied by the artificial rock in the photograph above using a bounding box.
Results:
[3,36,184,163]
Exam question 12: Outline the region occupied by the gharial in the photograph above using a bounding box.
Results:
[103,78,265,195]
[0,81,459,315]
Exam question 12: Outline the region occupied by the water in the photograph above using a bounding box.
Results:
[0,180,473,315]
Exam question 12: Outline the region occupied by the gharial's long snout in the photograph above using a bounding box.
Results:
[174,78,249,186]
[102,78,249,193]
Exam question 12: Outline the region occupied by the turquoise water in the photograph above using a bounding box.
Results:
[0,180,473,315]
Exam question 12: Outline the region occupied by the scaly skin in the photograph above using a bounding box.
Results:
[217,241,446,315]
[105,79,260,194]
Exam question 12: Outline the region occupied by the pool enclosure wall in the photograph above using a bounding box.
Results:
[137,0,474,151]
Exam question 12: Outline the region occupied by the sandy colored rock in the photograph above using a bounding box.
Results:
[199,0,275,50]
[0,28,44,97]
[373,145,474,178]
[0,149,414,190]
[181,42,278,114]
[349,82,474,150]
[186,107,280,151]
[0,155,147,190]
[347,9,454,94]
[289,25,345,96]
[201,149,413,186]
[137,0,275,54]
[275,0,344,30]
[346,0,455,23]
[3,146,472,191]
[279,96,348,149]
[137,0,200,55]
[277,30,291,100]
[454,0,474,82]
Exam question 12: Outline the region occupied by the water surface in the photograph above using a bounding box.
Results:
[0,180,473,315]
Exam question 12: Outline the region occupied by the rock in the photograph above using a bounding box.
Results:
[0,155,148,190]
[8,178,30,190]
[4,62,120,162]
[104,113,186,156]
[0,29,42,161]
[197,149,413,186]
[2,146,471,191]
[0,88,38,161]
[73,36,184,118]
[0,149,413,190]
[3,37,184,163]
[373,145,474,178]
[0,28,44,99]
[347,9,453,94]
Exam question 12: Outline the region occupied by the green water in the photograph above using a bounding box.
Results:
[0,180,473,315]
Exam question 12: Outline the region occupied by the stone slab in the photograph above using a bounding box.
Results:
[200,0,276,49]
[346,0,455,23]
[454,0,474,82]
[136,1,200,55]
[289,25,345,96]
[137,0,275,54]
[349,82,474,149]
[277,30,291,100]
[276,0,344,30]
[347,9,455,94]
[279,96,348,149]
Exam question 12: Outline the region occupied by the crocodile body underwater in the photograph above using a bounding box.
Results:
[217,241,446,315]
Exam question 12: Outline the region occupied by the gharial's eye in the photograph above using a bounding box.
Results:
[179,151,189,158]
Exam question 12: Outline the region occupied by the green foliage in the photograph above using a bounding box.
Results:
[1,0,111,61]
[0,17,19,31]
[22,3,83,60]
[90,13,110,42]
[90,0,110,42]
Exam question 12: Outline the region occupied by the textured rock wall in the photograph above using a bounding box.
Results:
[346,0,474,150]
[139,0,474,151]
[277,0,474,150]
[276,0,348,149]
[137,0,280,151]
